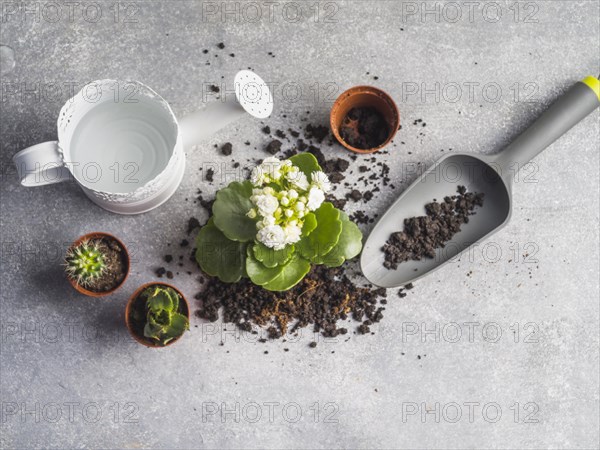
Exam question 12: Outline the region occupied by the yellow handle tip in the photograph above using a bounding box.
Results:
[582,76,600,101]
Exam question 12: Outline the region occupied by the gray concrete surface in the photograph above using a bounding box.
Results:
[1,1,599,448]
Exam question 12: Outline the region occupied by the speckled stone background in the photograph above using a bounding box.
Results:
[1,1,599,448]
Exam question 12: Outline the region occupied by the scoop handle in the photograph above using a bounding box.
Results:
[494,76,600,180]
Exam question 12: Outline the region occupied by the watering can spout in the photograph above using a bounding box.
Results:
[180,70,274,149]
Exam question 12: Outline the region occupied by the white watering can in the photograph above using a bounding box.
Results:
[12,70,273,214]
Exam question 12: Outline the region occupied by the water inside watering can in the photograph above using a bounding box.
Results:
[70,100,177,194]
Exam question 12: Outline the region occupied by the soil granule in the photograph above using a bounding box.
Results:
[347,190,362,202]
[383,186,484,270]
[78,237,127,292]
[266,139,282,155]
[221,142,232,155]
[340,107,390,150]
[196,266,388,339]
[205,168,215,182]
[187,217,201,234]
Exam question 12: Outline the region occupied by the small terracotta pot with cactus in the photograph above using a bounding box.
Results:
[64,232,130,297]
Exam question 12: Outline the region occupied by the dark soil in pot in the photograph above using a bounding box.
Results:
[340,107,390,150]
[87,237,127,292]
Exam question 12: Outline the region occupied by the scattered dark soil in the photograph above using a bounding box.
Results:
[307,145,326,165]
[305,145,350,184]
[305,124,329,143]
[187,217,201,234]
[383,186,484,270]
[70,237,128,292]
[205,168,215,182]
[196,192,214,213]
[329,172,345,184]
[127,284,189,347]
[209,85,220,93]
[340,107,390,150]
[217,42,225,49]
[266,139,282,155]
[196,265,390,339]
[262,126,271,135]
[221,142,232,155]
[350,210,371,225]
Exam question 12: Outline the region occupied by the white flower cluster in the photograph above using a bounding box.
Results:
[248,157,332,250]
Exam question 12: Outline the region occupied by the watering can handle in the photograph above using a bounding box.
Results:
[12,141,71,186]
[494,76,600,179]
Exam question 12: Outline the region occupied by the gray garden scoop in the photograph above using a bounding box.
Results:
[361,76,600,288]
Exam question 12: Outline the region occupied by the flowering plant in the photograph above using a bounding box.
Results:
[195,153,363,291]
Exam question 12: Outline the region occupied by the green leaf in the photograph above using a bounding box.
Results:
[195,218,247,283]
[166,287,180,312]
[212,180,257,242]
[289,153,321,178]
[302,212,317,235]
[323,212,363,267]
[253,242,294,268]
[147,288,174,313]
[163,313,189,341]
[297,202,342,262]
[154,310,172,326]
[246,252,284,286]
[262,255,311,292]
[144,320,164,341]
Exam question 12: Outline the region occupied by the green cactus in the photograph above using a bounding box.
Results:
[141,286,189,345]
[65,239,107,287]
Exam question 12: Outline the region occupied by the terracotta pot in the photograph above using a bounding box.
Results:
[66,232,130,297]
[125,282,190,348]
[330,85,400,154]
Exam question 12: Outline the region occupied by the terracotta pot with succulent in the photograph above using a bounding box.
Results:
[125,283,190,348]
[64,232,129,297]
